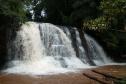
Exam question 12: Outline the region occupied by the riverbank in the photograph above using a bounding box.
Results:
[0,65,126,84]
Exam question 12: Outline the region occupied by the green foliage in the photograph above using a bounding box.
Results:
[84,0,126,30]
[31,0,99,27]
[100,0,126,30]
[84,16,108,30]
[0,0,34,30]
[0,0,27,23]
[100,0,126,16]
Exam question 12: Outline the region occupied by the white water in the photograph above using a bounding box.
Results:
[84,34,112,65]
[4,22,111,75]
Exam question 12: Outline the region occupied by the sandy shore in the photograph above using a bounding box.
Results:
[0,65,126,84]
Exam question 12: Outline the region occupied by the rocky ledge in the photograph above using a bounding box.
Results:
[0,65,126,84]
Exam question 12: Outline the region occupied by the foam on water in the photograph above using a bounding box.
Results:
[4,22,112,75]
[4,57,92,75]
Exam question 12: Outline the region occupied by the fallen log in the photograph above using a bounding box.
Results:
[83,73,110,84]
[92,70,123,80]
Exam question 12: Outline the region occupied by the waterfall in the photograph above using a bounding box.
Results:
[4,22,111,75]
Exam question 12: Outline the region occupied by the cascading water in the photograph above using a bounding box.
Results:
[84,34,112,64]
[4,22,111,75]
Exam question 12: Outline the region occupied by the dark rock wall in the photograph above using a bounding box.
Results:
[0,28,7,69]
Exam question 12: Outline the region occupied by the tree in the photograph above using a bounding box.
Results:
[31,0,100,27]
[0,0,29,29]
[84,0,126,30]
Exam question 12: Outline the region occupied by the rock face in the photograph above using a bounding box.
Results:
[0,29,7,69]
[0,65,126,84]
